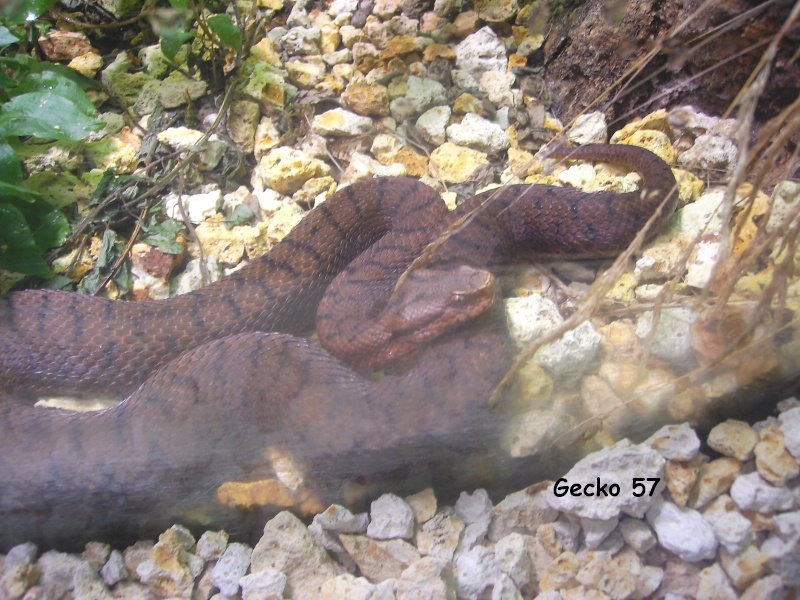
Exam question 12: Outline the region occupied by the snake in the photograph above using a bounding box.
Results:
[0,144,676,551]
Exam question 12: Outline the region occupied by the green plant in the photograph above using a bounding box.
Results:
[0,0,102,276]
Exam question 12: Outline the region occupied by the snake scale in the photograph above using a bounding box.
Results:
[0,144,676,550]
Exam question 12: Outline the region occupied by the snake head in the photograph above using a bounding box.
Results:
[381,264,496,348]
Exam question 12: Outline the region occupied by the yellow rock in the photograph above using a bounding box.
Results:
[620,130,678,165]
[429,142,489,184]
[610,109,673,143]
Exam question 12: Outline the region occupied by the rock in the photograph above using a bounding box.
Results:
[455,27,508,74]
[696,563,737,600]
[548,441,665,520]
[158,73,208,108]
[367,493,416,540]
[134,529,199,598]
[580,516,619,549]
[446,113,510,153]
[739,574,787,600]
[196,531,229,561]
[707,419,759,461]
[678,133,738,173]
[478,70,517,107]
[210,543,251,597]
[406,488,438,524]
[313,504,370,534]
[720,545,769,590]
[320,573,376,599]
[1,564,40,599]
[689,458,742,509]
[342,83,390,116]
[286,56,327,87]
[251,512,345,598]
[312,107,374,137]
[566,112,608,145]
[281,26,321,54]
[416,509,465,561]
[618,518,657,554]
[100,550,129,587]
[397,557,457,600]
[454,489,493,524]
[239,569,287,600]
[705,509,753,555]
[494,533,532,589]
[779,406,800,460]
[535,321,602,381]
[402,75,447,114]
[156,126,226,171]
[646,497,718,562]
[453,545,499,599]
[538,551,581,591]
[416,106,452,146]
[488,487,558,542]
[754,425,799,486]
[730,472,796,513]
[504,294,563,348]
[634,306,700,369]
[164,185,223,223]
[6,543,38,569]
[646,423,701,461]
[474,0,518,22]
[255,146,331,195]
[429,142,490,184]
[456,515,491,556]
[340,535,421,582]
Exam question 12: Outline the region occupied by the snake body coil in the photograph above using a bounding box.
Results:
[0,145,676,550]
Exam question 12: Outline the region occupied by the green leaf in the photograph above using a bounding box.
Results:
[0,201,52,275]
[0,92,101,141]
[17,70,97,116]
[0,137,23,185]
[207,14,242,50]
[142,217,184,254]
[2,0,59,26]
[12,193,69,250]
[0,26,21,46]
[160,25,194,61]
[167,0,188,8]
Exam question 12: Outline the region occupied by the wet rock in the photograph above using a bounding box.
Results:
[367,493,416,540]
[646,497,718,562]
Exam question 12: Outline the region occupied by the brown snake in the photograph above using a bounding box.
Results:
[0,144,676,550]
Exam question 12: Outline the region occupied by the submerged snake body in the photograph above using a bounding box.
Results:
[0,145,676,550]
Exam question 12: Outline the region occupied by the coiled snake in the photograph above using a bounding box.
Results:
[0,144,676,550]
